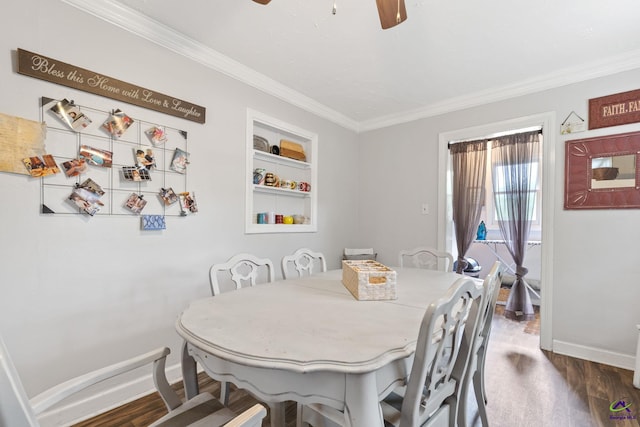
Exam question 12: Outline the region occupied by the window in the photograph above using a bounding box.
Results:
[483,137,543,230]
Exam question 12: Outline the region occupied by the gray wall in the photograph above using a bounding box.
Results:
[0,0,360,402]
[359,71,640,367]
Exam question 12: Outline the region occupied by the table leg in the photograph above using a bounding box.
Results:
[181,341,199,400]
[344,372,384,427]
[269,402,286,427]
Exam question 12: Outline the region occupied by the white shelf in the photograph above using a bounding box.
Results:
[253,150,311,169]
[246,109,318,234]
[246,223,314,234]
[253,185,311,197]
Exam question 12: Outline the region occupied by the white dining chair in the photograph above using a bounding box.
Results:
[0,335,267,427]
[207,253,283,425]
[299,276,484,427]
[457,261,502,427]
[209,252,275,296]
[398,247,454,272]
[208,252,275,406]
[281,248,327,279]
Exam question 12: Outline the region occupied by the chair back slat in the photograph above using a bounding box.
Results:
[398,247,454,272]
[209,253,275,295]
[281,248,327,279]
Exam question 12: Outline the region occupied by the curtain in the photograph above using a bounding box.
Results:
[450,140,488,274]
[491,130,541,321]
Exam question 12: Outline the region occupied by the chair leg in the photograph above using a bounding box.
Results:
[476,345,489,405]
[473,371,489,427]
[450,360,475,427]
[470,342,490,427]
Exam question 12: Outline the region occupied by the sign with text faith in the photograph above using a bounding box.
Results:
[589,88,640,130]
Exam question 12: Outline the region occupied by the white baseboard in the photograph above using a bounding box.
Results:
[37,362,184,427]
[553,339,636,371]
[35,341,637,426]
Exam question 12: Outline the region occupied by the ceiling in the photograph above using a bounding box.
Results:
[65,0,640,131]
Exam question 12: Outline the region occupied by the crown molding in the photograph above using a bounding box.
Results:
[62,0,640,134]
[359,49,640,132]
[60,0,360,131]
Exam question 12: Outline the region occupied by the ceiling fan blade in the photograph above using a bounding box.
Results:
[252,0,272,4]
[376,0,407,29]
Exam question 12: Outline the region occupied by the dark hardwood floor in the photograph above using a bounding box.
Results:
[74,304,639,427]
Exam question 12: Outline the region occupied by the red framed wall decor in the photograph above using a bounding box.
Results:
[565,131,640,209]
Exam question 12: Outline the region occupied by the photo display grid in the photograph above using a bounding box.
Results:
[39,96,190,217]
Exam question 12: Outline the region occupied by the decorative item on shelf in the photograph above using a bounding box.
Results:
[592,167,619,181]
[253,135,269,152]
[270,145,280,155]
[341,260,397,301]
[280,179,298,189]
[257,212,267,224]
[275,214,284,224]
[253,168,266,185]
[292,214,305,224]
[298,181,311,192]
[283,215,294,224]
[476,220,487,240]
[264,172,277,186]
[279,139,306,162]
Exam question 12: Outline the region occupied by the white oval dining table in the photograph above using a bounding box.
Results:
[176,267,472,427]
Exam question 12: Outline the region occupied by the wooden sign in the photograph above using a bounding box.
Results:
[17,48,206,124]
[589,88,640,130]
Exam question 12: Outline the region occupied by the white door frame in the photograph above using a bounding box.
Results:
[437,112,556,350]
